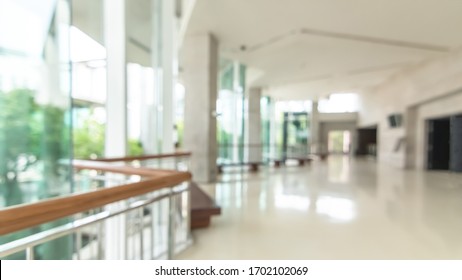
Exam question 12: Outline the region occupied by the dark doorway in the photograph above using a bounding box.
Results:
[450,115,462,172]
[356,126,377,156]
[427,118,450,170]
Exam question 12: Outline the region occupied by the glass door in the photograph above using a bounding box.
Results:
[282,112,309,159]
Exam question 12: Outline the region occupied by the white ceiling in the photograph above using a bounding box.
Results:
[186,0,462,99]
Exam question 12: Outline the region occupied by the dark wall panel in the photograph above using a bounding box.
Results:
[450,115,462,172]
[427,118,450,170]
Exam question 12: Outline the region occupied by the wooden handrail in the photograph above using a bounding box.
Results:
[218,144,268,147]
[90,151,192,162]
[217,144,310,148]
[0,161,192,236]
[73,160,180,176]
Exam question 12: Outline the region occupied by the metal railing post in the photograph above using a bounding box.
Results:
[76,229,82,260]
[0,184,189,260]
[98,221,104,259]
[167,190,176,259]
[150,203,156,259]
[26,247,34,260]
[139,207,144,260]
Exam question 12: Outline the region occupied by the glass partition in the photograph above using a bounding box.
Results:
[261,96,272,161]
[70,0,107,159]
[217,59,246,164]
[272,101,312,159]
[0,0,73,259]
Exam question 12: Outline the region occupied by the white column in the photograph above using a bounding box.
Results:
[311,100,320,154]
[145,0,162,154]
[144,0,176,154]
[183,33,218,183]
[246,87,262,162]
[140,96,156,154]
[103,0,127,260]
[140,0,161,154]
[269,98,278,158]
[232,62,241,162]
[104,0,127,157]
[161,0,176,153]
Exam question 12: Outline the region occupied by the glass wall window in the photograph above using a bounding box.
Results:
[71,0,159,158]
[272,101,312,159]
[0,0,73,259]
[261,96,272,161]
[216,59,246,164]
[70,24,107,159]
[174,82,185,149]
[127,63,154,156]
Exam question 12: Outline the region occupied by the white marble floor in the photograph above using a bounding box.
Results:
[177,156,462,259]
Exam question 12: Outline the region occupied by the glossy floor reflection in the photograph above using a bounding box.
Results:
[177,156,462,259]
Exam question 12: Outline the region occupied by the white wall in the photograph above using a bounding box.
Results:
[319,121,357,155]
[316,112,358,154]
[319,112,358,122]
[358,49,462,168]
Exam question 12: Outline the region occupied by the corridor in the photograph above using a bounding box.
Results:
[179,156,462,259]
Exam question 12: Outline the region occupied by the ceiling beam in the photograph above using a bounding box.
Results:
[300,28,451,52]
[227,28,451,54]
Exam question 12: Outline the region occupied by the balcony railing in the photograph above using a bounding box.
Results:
[92,152,191,171]
[0,154,192,260]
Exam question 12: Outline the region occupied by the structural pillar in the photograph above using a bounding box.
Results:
[103,0,127,259]
[161,0,176,153]
[144,0,176,154]
[104,0,127,157]
[182,34,218,183]
[246,87,262,163]
[311,100,320,154]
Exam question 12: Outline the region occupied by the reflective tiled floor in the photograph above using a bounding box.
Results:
[177,156,462,259]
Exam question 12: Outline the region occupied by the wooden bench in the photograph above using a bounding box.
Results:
[217,162,261,173]
[273,159,283,167]
[286,156,313,166]
[270,157,313,167]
